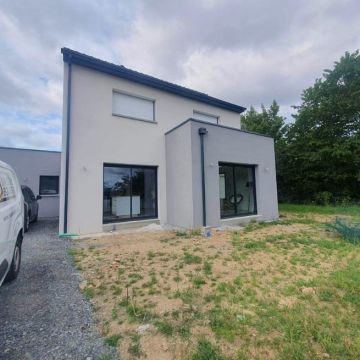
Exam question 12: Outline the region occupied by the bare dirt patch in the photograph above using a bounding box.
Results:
[72,215,360,360]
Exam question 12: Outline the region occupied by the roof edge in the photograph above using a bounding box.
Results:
[165,118,274,139]
[61,48,246,114]
[0,146,61,153]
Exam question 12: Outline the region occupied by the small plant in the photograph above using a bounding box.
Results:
[192,276,206,288]
[105,334,121,347]
[190,339,227,360]
[327,218,360,244]
[147,251,156,259]
[203,260,213,276]
[183,251,202,264]
[190,228,202,237]
[176,230,188,237]
[128,333,142,358]
[83,286,95,299]
[155,319,173,336]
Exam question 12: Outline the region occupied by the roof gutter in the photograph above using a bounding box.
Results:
[63,56,72,234]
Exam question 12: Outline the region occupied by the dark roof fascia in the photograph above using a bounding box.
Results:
[0,146,61,153]
[164,118,274,139]
[61,48,246,114]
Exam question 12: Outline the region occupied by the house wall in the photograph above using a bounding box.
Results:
[165,121,194,228]
[189,121,278,227]
[0,147,61,218]
[60,64,242,234]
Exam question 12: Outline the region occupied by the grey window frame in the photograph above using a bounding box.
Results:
[39,175,59,195]
[219,162,257,218]
[102,163,158,224]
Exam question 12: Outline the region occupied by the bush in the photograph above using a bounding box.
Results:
[327,218,360,245]
[314,192,333,205]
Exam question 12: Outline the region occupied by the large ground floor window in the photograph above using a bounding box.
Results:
[219,162,257,218]
[103,164,157,223]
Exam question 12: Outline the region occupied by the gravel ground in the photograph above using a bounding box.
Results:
[0,220,118,360]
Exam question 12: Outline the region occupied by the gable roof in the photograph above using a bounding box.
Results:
[61,48,246,114]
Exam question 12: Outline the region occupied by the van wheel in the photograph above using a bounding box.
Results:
[5,237,22,282]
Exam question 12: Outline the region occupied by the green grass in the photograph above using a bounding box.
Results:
[104,334,121,347]
[190,339,228,360]
[183,251,202,264]
[128,333,141,358]
[280,203,360,217]
[155,319,174,336]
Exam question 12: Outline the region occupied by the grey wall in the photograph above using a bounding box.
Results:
[0,147,61,218]
[165,119,278,229]
[165,121,194,228]
[190,120,278,227]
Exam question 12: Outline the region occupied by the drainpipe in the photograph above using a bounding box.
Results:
[63,56,72,234]
[198,127,208,227]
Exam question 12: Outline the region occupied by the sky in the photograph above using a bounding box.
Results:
[0,0,359,151]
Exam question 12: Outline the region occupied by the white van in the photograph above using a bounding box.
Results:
[0,160,24,286]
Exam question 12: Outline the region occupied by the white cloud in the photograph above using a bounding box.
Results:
[0,0,359,150]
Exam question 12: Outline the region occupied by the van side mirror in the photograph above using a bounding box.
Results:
[36,195,42,200]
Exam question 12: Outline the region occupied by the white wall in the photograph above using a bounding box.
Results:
[60,64,242,234]
[0,147,61,218]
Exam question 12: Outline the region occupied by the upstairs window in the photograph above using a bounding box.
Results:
[112,91,155,122]
[39,176,59,195]
[193,110,219,124]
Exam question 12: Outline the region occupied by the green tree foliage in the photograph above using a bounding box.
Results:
[242,51,360,204]
[241,101,287,142]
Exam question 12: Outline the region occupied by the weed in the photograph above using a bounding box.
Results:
[192,276,206,288]
[83,286,95,299]
[327,218,360,244]
[128,333,141,358]
[105,334,121,347]
[183,251,202,264]
[203,260,213,276]
[155,319,173,336]
[190,339,227,360]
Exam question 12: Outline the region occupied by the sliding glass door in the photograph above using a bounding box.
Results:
[103,164,157,223]
[219,163,257,218]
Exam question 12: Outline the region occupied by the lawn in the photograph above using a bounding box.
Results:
[70,205,360,360]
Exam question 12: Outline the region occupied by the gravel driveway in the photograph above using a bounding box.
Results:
[0,220,117,360]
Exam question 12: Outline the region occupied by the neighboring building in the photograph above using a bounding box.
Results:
[60,48,278,235]
[0,147,61,218]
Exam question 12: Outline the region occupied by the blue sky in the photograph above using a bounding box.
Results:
[0,0,359,150]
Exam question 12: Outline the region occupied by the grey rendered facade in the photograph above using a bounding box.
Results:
[166,119,278,228]
[60,48,278,235]
[0,147,60,218]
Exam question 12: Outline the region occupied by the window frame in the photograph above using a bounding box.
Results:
[218,162,257,218]
[102,163,158,224]
[193,110,219,124]
[39,175,59,196]
[112,89,156,123]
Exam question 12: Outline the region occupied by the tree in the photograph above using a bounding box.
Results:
[241,100,287,142]
[281,51,360,203]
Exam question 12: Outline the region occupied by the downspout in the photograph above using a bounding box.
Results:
[198,127,208,227]
[63,56,72,234]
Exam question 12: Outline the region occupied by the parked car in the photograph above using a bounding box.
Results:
[21,185,41,232]
[0,160,24,286]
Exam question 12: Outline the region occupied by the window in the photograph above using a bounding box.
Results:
[103,164,157,223]
[39,176,59,195]
[193,110,218,124]
[112,91,155,122]
[219,163,257,218]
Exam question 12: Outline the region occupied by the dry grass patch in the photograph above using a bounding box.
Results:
[71,210,360,360]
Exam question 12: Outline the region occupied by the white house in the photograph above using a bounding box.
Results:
[60,48,278,235]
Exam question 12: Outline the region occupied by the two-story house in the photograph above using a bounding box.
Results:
[60,48,278,235]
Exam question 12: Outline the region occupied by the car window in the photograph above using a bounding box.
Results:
[22,188,31,203]
[27,188,36,200]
